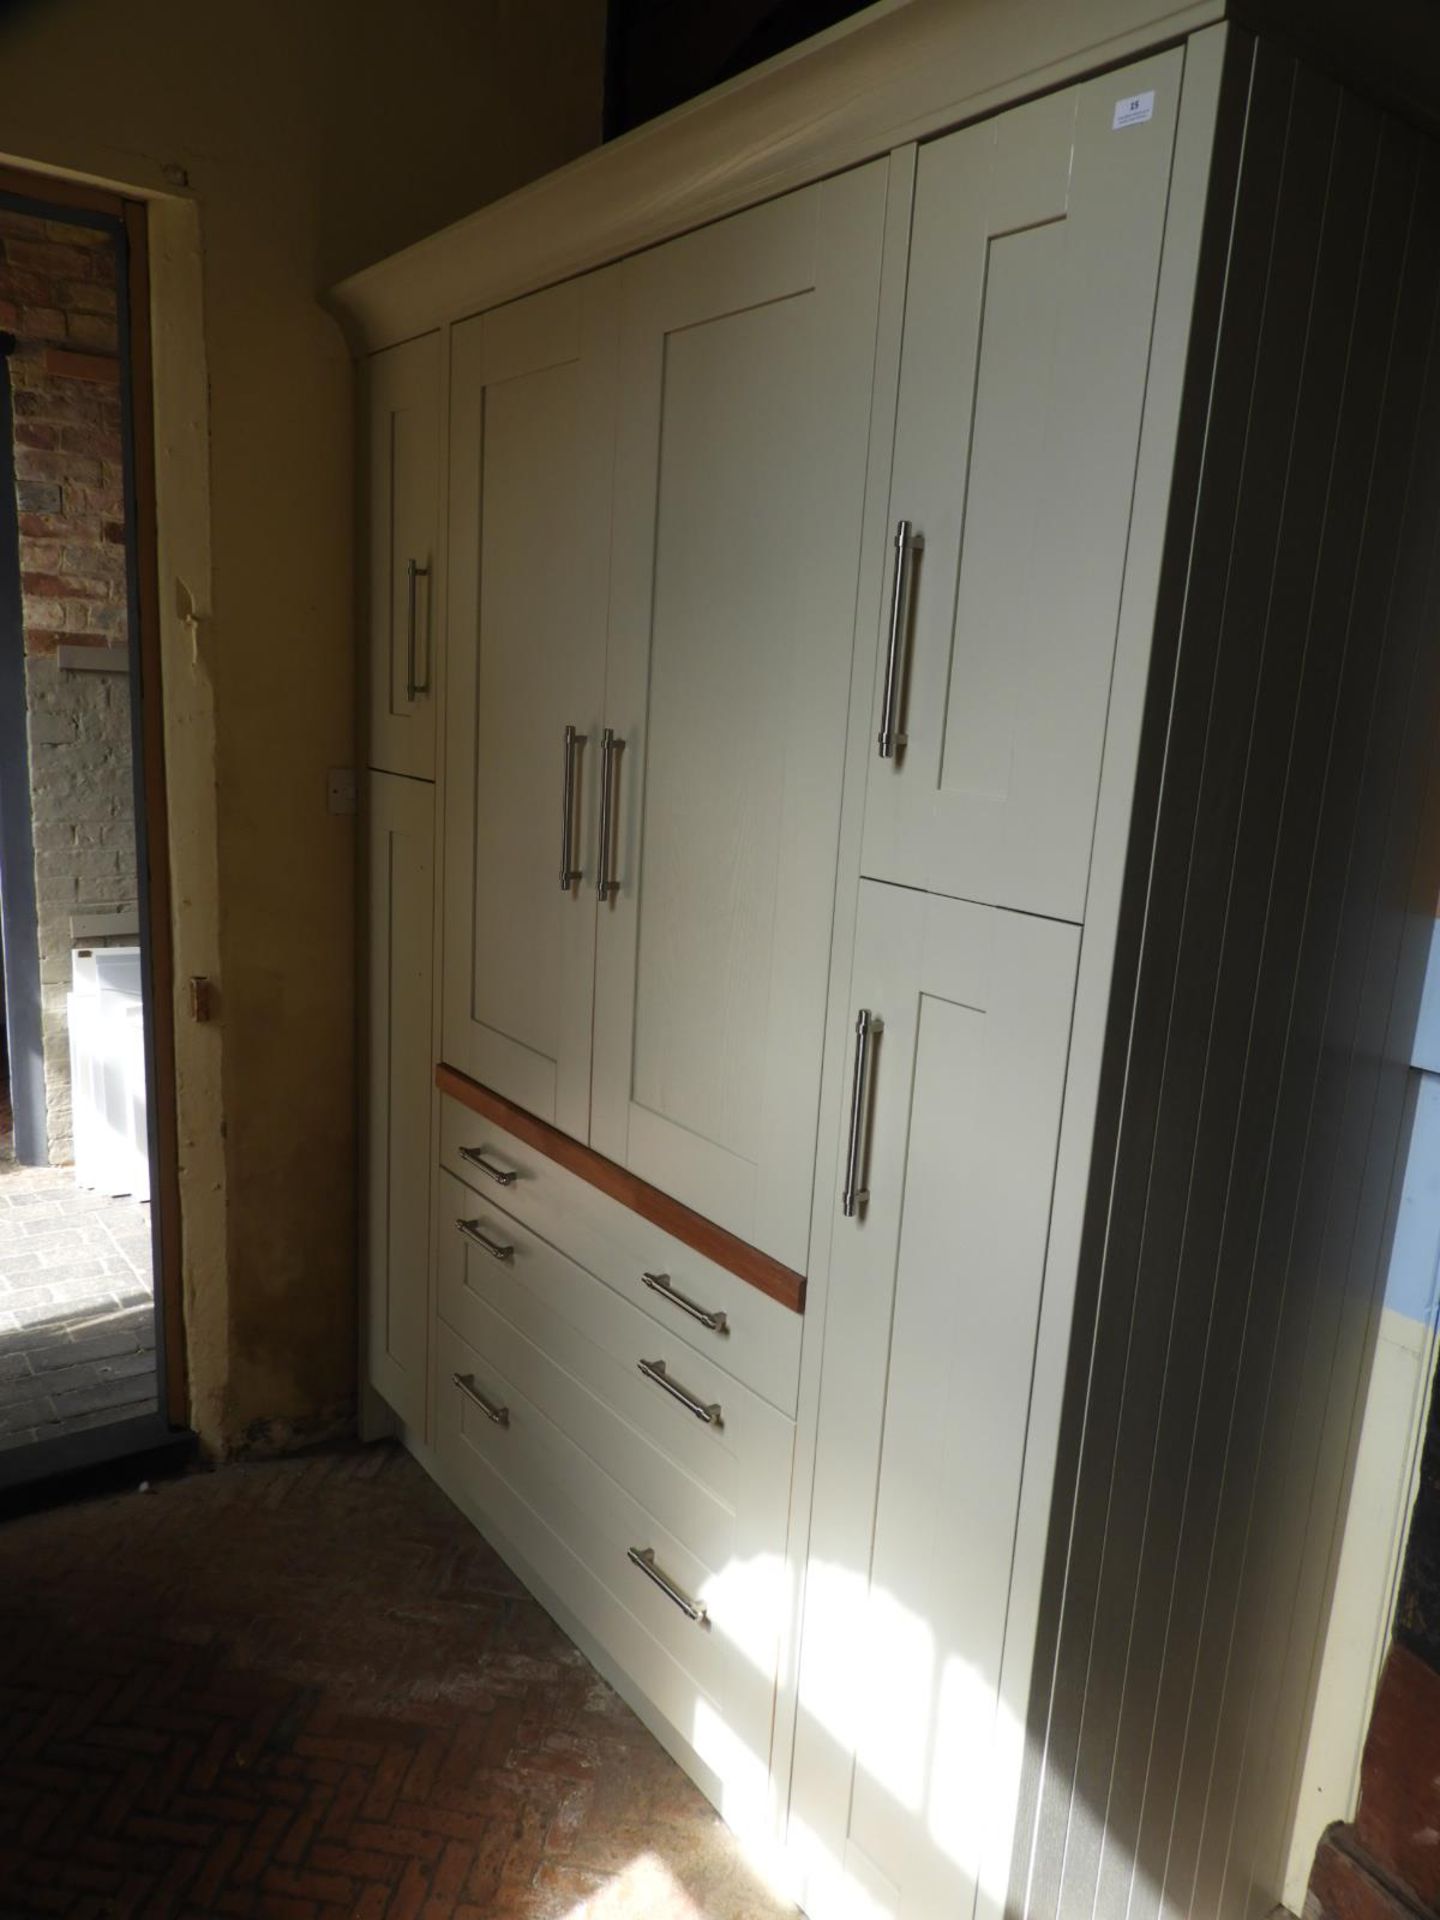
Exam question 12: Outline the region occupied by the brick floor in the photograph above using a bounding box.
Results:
[0,1160,158,1454]
[0,1442,797,1919]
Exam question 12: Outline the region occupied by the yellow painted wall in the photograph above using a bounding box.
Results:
[0,0,606,1451]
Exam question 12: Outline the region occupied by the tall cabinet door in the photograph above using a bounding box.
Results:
[364,771,435,1432]
[792,880,1077,1920]
[861,52,1182,921]
[443,275,618,1139]
[366,333,441,780]
[591,162,890,1273]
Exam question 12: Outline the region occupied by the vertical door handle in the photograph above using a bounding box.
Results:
[406,558,432,700]
[596,728,623,900]
[560,724,587,889]
[842,1008,883,1217]
[878,520,922,758]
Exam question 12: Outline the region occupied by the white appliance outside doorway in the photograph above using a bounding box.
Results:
[67,944,149,1202]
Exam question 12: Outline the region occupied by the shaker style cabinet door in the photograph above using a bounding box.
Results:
[791,879,1078,1920]
[442,275,618,1139]
[363,771,435,1432]
[591,162,890,1274]
[862,52,1183,921]
[365,332,441,780]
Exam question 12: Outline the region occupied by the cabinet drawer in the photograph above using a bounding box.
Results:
[440,1094,802,1414]
[435,1319,783,1788]
[438,1170,793,1564]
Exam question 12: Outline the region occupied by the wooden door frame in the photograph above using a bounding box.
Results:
[0,160,187,1426]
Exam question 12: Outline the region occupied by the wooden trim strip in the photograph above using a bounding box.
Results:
[435,1064,806,1315]
[123,197,188,1427]
[0,161,128,219]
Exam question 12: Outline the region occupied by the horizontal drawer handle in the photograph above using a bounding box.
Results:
[638,1357,721,1427]
[641,1270,728,1334]
[453,1371,509,1426]
[627,1545,707,1625]
[458,1143,518,1187]
[456,1217,515,1263]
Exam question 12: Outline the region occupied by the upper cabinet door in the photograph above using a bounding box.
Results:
[591,162,891,1275]
[861,52,1183,922]
[366,332,441,780]
[442,275,618,1140]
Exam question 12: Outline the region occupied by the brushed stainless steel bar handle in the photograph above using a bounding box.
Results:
[455,1217,515,1263]
[458,1144,518,1188]
[452,1371,509,1426]
[878,520,922,758]
[638,1357,722,1426]
[627,1545,708,1624]
[842,1008,883,1218]
[406,558,432,700]
[596,728,622,899]
[641,1271,728,1335]
[559,724,586,889]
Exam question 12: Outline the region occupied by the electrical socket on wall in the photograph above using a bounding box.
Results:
[327,768,357,815]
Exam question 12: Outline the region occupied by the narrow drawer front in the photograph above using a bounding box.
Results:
[438,1171,790,1538]
[435,1320,781,1774]
[440,1095,802,1413]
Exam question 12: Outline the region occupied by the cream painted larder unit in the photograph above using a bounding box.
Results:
[364,332,441,781]
[341,11,1440,1920]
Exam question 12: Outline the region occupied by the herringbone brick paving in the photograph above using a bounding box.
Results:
[0,1444,795,1920]
[0,1160,158,1452]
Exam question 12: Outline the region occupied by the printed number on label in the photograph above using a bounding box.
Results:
[1113,90,1156,129]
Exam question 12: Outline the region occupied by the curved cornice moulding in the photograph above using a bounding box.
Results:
[327,0,1223,352]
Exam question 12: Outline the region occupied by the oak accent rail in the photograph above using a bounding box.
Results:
[436,1063,806,1315]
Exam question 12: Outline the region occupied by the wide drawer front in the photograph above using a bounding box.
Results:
[439,1169,791,1552]
[435,1318,785,1796]
[439,1093,802,1414]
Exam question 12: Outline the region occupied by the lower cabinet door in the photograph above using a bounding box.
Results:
[364,771,435,1431]
[791,879,1078,1920]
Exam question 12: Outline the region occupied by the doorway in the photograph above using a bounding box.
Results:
[0,175,184,1489]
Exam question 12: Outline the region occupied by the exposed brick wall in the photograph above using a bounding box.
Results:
[1,207,137,1165]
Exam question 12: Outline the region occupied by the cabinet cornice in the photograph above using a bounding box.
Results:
[326,0,1224,353]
